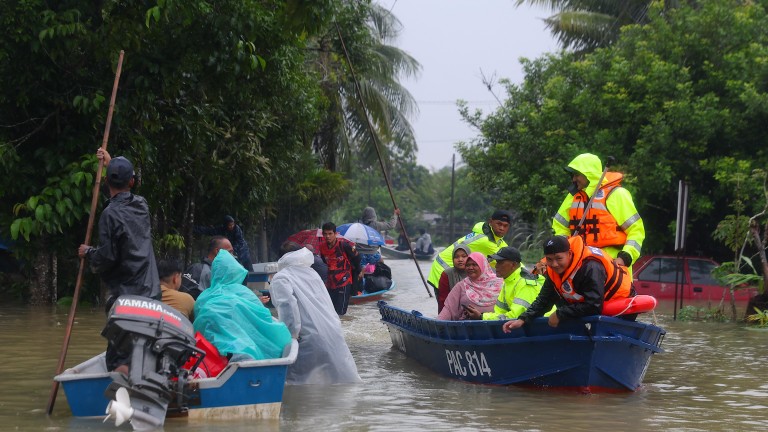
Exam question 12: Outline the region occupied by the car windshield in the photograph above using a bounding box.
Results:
[688,259,721,286]
[637,257,687,283]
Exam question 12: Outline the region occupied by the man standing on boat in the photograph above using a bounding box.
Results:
[319,222,361,315]
[78,150,160,372]
[463,246,547,321]
[358,206,400,266]
[195,215,253,271]
[551,153,645,272]
[502,235,634,332]
[427,210,511,298]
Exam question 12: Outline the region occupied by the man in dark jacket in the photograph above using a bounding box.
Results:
[195,215,253,270]
[502,235,634,333]
[78,151,160,372]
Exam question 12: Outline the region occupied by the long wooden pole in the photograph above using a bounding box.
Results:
[46,50,125,415]
[334,23,432,297]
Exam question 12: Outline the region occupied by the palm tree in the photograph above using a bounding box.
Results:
[518,0,672,53]
[311,1,421,172]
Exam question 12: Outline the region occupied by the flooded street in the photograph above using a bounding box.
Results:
[1,259,768,431]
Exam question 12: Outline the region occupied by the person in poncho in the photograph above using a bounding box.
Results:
[270,243,362,385]
[437,252,504,321]
[193,249,291,361]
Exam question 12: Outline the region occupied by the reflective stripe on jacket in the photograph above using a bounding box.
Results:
[568,172,627,248]
[482,266,546,320]
[552,153,645,265]
[427,222,507,288]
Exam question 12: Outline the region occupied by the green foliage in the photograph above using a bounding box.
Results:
[0,0,422,301]
[458,0,768,257]
[713,259,764,295]
[677,305,729,323]
[746,307,768,327]
[155,234,186,258]
[309,1,421,171]
[10,156,97,241]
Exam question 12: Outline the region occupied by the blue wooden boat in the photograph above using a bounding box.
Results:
[378,301,665,392]
[54,340,298,420]
[351,280,396,304]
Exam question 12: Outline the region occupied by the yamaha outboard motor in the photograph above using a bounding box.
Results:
[101,295,202,430]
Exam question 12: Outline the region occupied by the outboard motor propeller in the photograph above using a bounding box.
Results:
[101,295,202,430]
[104,387,133,426]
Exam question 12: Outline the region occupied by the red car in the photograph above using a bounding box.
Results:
[632,255,756,302]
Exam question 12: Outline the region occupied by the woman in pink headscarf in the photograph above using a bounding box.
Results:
[437,252,504,321]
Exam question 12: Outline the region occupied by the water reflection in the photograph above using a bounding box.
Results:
[1,259,767,431]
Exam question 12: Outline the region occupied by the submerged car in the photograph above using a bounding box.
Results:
[633,255,756,302]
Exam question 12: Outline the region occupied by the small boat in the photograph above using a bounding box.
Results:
[55,342,298,420]
[351,280,396,304]
[246,262,279,292]
[380,245,436,261]
[378,301,665,392]
[54,295,298,427]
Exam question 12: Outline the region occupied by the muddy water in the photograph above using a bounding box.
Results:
[1,259,767,431]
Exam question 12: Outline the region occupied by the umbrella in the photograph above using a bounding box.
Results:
[285,229,324,253]
[336,222,385,246]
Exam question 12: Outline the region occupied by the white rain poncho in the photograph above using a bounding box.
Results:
[270,247,362,385]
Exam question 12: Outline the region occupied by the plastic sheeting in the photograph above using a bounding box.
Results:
[193,250,291,361]
[270,248,362,385]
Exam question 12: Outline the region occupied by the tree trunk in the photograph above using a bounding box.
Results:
[259,208,268,263]
[184,190,196,267]
[29,239,57,304]
[750,219,768,296]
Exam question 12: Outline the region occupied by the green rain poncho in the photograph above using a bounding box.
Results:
[193,249,291,360]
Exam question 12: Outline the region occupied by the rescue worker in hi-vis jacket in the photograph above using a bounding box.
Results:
[552,153,645,271]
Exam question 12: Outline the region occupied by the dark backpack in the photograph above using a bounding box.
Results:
[180,262,205,300]
[372,261,392,279]
[364,261,392,293]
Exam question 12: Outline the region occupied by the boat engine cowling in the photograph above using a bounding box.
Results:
[101,295,202,430]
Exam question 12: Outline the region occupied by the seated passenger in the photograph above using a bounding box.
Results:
[503,235,634,332]
[395,228,409,251]
[193,249,292,361]
[427,210,511,297]
[270,242,362,385]
[436,245,470,313]
[437,252,503,321]
[414,228,434,255]
[157,259,195,321]
[462,247,550,321]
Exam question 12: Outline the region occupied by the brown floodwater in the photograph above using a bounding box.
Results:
[1,259,767,431]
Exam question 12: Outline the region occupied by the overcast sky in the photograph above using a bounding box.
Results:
[378,0,559,169]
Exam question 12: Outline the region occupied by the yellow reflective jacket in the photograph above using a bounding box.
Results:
[427,222,507,288]
[552,153,645,265]
[482,266,548,320]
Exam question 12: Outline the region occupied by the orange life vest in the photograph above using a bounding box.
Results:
[569,172,627,248]
[546,236,632,305]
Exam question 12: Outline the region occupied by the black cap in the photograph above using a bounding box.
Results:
[488,246,522,263]
[106,156,134,186]
[224,215,235,223]
[543,236,571,255]
[491,210,512,223]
